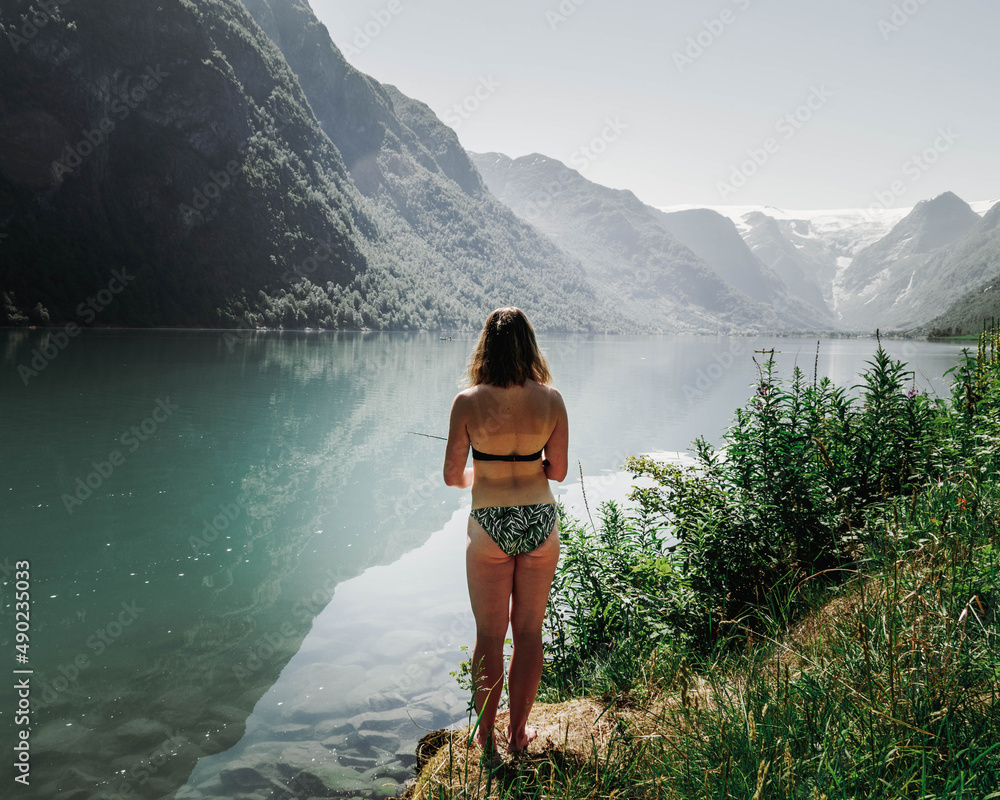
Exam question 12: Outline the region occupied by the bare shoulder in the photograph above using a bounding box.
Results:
[542,383,566,410]
[452,385,479,405]
[528,381,566,419]
[449,387,473,418]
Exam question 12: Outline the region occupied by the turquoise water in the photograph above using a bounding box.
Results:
[0,330,969,798]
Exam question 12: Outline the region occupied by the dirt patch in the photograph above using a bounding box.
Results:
[402,698,626,799]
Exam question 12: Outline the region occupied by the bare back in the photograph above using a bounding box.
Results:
[443,379,569,509]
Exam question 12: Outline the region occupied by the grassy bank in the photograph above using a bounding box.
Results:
[409,328,1000,799]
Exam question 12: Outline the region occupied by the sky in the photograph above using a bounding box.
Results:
[309,0,1000,212]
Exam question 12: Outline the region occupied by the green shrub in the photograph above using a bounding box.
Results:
[542,501,681,699]
[624,343,946,648]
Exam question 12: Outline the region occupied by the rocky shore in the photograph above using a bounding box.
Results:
[175,684,468,799]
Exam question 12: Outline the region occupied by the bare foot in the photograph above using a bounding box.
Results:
[506,725,537,753]
[472,728,499,758]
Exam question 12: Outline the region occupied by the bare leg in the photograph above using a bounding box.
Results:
[507,523,559,752]
[466,517,515,749]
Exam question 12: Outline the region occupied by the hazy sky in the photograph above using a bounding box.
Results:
[310,0,999,211]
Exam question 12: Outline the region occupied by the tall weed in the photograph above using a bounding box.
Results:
[625,342,944,647]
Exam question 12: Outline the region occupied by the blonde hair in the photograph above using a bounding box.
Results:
[465,307,551,387]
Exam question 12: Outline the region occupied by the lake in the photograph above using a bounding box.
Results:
[0,330,970,798]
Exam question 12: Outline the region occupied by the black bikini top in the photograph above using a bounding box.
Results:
[471,446,544,462]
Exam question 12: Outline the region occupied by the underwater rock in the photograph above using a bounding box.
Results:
[114,717,174,748]
[348,706,433,733]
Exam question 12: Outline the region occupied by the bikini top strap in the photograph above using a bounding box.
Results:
[471,446,544,462]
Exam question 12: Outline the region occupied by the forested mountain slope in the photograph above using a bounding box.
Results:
[0,0,608,330]
[470,151,794,332]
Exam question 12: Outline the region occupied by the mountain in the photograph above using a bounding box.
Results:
[653,207,835,324]
[738,211,835,314]
[671,205,909,321]
[239,0,619,331]
[0,0,368,327]
[918,202,1000,335]
[744,208,910,318]
[240,1,482,202]
[924,273,1000,338]
[834,193,986,328]
[972,199,1000,215]
[1,0,991,337]
[672,200,1000,331]
[470,152,818,331]
[651,208,778,303]
[0,0,607,331]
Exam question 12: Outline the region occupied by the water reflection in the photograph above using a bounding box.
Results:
[0,330,469,800]
[181,508,474,798]
[0,330,968,799]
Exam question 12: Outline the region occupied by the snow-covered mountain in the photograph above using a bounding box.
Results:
[653,207,834,324]
[902,201,1000,333]
[834,193,982,327]
[660,204,910,318]
[471,152,827,331]
[660,200,998,330]
[971,200,1000,215]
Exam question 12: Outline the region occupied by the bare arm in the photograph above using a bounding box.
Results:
[543,388,569,482]
[443,393,473,488]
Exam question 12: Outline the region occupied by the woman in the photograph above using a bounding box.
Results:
[443,307,568,754]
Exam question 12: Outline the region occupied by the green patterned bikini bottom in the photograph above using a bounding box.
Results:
[470,503,558,556]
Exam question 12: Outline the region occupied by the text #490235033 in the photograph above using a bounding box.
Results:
[13,560,32,786]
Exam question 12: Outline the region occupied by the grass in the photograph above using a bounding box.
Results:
[641,473,1000,798]
[409,327,1000,799]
